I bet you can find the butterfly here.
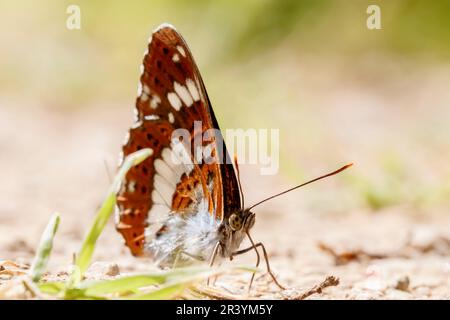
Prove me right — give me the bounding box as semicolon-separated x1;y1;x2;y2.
115;23;352;290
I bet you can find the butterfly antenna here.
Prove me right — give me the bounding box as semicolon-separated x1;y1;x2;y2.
247;163;353;210
234;154;245;208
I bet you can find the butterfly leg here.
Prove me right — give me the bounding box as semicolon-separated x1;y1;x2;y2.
206;242;221;286
231;243;260;292
232;236;285;291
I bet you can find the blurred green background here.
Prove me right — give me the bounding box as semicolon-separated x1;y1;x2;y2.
1;0;449;215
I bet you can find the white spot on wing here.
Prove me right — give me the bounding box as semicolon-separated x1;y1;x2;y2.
162;148;190;178
151;189;165;205
152;147;194;211
154;23;177;33
177;45;186;57
167;92;182;111
154;159;177;187
147;203;170;225
203;143;215;161
168;112;175;124
154;174;174;205
171;139;187;162
139;85;150;102
137;83;143;96
145;200;171;241
172;53;180;62
123;132;130;145
174;82;193;107
186;78;200;102
170;140;194;172
127;180;136;193
131;120;143;129
150;95;161;109
144;115;159;121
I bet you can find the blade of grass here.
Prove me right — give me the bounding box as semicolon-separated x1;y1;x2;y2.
121;266;250;300
69;149;152;285
80;265;260;299
125;283;187;300
29;213;60;282
63;288;107;300
80;274;165;296
79;266;217;296
38;282;66;295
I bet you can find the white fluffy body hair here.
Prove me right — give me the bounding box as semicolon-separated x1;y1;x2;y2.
147;198;221;266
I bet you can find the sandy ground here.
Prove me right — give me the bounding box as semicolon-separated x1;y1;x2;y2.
1;69;450;299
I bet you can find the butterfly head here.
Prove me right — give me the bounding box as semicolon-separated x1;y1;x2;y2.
228;209;255;233
218;209;255;257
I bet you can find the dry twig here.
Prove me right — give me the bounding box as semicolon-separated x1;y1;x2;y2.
289;276;340;300
318;242;388;265
188;285;250;300
0;260;29;278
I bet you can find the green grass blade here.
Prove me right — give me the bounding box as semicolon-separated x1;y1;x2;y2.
79;266;215;296
37;282;65;295
63;288;107;300
126;283;187;300
70;149;152;285
89;265;259;299
81;274;165;296
121;267;235;300
29;213;60;282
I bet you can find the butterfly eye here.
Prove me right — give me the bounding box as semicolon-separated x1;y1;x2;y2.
228;213;242;231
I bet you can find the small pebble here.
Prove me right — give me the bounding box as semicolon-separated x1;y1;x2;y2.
87;262;120;277
394;276;410;292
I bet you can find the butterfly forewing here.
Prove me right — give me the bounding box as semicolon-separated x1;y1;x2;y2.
116;24;241;256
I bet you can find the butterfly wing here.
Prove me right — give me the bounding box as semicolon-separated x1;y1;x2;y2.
115;24;241;256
